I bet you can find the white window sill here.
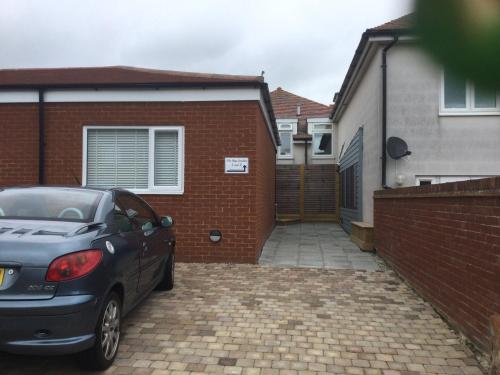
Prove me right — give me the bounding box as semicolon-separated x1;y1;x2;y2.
439;110;500;117
129;188;184;195
312;154;335;159
278;155;293;160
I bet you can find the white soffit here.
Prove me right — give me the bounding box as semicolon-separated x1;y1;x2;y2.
0;87;261;103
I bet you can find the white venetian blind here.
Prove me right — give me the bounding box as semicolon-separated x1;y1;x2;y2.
154;131;179;186
87;129;149;189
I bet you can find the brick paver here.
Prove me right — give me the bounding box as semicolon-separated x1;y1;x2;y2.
0;264;486;374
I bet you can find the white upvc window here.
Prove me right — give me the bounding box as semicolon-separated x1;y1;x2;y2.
415;176;488;186
83;126;184;194
278;123;294;159
416;177;438;186
309;122;334;158
440;69;500;115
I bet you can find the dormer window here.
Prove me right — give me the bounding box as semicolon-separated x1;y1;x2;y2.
310;123;333;157
277;123;294;159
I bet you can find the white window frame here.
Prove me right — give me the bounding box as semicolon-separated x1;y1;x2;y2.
308;119;334;159
277;120;297;159
415;176;489;185
82;125;185;195
439;70;500;116
415;177;438;186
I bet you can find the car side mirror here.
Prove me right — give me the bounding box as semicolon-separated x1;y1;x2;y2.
160;215;174;228
141;221;154;232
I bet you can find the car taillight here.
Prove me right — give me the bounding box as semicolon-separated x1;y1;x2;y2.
46;249;103;282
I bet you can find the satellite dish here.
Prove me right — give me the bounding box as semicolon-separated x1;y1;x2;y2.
387;137;411;159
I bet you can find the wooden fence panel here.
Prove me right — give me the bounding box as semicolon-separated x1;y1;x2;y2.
276;164;338;222
276;165;300;215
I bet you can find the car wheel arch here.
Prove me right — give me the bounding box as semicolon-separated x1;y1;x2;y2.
108;283;124;309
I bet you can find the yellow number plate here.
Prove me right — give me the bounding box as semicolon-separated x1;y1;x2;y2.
0;268;4;286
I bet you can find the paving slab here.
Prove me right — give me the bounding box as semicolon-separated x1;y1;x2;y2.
260;223;380;270
0;263;486;374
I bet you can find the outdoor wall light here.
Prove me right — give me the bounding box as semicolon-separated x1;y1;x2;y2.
396;173;406;186
209;230;222;243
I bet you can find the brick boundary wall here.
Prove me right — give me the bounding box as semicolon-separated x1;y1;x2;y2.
374;177;500;353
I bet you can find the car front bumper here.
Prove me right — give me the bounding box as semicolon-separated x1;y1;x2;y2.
0;294;100;355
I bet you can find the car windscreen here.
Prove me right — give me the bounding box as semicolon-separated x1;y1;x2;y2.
0;188;102;222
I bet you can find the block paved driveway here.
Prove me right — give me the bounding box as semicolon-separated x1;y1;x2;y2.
260;223;379;270
0;263;485;375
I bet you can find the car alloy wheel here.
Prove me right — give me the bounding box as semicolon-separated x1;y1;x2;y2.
101;299;120;360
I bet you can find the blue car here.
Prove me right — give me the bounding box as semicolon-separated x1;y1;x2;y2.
0;186;175;370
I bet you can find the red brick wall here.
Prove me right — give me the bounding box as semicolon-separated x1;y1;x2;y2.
374;177;500;352
0;101;276;263
0;104;39;185
255;107;276;258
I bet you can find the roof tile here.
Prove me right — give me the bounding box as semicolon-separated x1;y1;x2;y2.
369;13;414;32
270;87;332;137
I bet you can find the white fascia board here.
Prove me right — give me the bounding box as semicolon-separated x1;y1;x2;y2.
276;118;298;123
0;87;261;103
307;117;332;123
368;35;417;43
259;91;279;149
44;87;261;102
0;90;38;103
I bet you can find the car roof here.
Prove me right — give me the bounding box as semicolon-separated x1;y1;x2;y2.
0;186;122;194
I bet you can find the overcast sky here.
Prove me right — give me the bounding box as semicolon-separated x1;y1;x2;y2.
0;0;413;104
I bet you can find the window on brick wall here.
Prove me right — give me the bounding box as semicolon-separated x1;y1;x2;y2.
84;126;184;194
341;164;357;209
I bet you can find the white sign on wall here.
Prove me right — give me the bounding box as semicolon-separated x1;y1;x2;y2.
225;157;249;174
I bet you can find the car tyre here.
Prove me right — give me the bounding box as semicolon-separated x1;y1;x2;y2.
156;251;175;291
77;292;121;371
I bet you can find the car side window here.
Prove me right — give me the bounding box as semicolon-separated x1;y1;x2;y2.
116;194;159;232
113;202;134;233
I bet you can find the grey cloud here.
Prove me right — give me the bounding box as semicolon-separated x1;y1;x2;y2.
0;0;413;103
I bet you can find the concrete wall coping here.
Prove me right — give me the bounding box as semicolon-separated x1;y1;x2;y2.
374;177;500;199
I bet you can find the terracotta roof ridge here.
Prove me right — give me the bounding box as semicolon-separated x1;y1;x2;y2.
271;87;330;109
368;13;415;32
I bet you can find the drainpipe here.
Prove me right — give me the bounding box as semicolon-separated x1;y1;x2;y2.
38;89;45;185
304;140;308;166
381;36;398;188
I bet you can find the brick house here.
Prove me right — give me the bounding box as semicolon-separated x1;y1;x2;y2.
270;88;337;223
0;66;279;263
271;87;333;165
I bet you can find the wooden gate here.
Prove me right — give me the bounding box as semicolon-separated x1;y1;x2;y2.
276;164;339;223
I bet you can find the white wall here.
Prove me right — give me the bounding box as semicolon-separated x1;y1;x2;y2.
386;43;500;187
336;47;383;224
337;41;500;225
